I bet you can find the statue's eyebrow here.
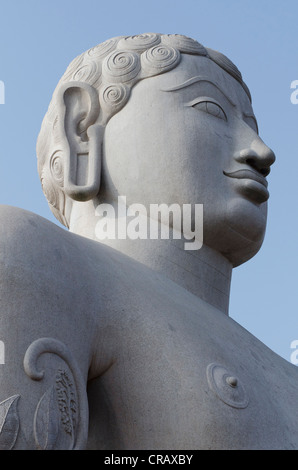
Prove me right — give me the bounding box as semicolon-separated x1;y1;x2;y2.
161;76;236;107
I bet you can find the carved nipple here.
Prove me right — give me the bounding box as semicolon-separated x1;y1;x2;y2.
226;376;238;388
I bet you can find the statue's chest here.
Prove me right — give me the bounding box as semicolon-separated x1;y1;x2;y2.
116;305;298;449
90;295;298;449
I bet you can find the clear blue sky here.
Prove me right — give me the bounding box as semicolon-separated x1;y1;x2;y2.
0;0;297;363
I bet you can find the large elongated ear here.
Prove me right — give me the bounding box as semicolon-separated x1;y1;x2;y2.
56;81;103;201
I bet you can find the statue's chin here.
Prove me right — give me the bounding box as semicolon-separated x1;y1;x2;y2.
203;198;267;267
220;231;264;268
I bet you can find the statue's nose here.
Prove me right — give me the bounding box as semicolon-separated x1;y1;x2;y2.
233;138;276;177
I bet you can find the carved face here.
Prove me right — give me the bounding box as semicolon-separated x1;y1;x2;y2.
102;54;275;266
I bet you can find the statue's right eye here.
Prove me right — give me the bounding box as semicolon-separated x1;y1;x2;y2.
192;100;227;121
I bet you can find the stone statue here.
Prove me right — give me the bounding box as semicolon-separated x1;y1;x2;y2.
0;33;297;450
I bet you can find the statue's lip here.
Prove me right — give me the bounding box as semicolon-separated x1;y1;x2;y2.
223;169;268;188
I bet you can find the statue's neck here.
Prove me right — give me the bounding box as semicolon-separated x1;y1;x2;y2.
69;199;232;315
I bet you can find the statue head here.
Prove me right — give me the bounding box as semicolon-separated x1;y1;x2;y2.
37;33;275;267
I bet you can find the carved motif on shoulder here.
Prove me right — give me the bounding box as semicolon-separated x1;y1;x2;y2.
0;337;88;450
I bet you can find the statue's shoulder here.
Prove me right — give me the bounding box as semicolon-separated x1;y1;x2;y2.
0;204;115;292
0;205;95;283
0;204;63;230
0;204;69;261
0;204;105;319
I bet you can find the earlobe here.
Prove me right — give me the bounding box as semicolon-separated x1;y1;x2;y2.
57;81;103;202
64;122;104;202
